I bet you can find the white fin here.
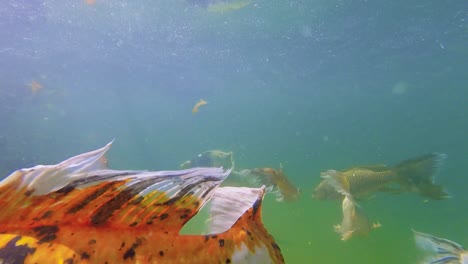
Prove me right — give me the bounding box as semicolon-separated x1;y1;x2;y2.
0;141;115;195
430;153;448;182
208;186;265;234
321;170;354;201
413;230;465;264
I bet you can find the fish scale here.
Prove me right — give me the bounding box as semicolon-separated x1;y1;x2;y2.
346;169;397;196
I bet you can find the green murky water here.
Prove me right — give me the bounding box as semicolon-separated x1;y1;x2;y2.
1;0;466;263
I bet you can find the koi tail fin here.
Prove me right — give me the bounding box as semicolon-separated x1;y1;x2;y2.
413;230;466;263
207;186;284;263
394;153;449;199
321;170;353;200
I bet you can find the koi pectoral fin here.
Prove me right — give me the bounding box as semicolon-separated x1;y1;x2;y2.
206;186;284;263
208;186;265;234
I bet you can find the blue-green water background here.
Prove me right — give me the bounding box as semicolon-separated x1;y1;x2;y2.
0;0;467;263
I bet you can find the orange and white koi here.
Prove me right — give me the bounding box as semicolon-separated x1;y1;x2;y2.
27;80;43;93
0;142;284;263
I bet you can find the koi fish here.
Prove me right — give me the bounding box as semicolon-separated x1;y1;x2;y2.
27;80;43;93
333;196;380;241
413;230;467;264
207;0;251;13
0;142;284;263
236;166;300;202
314;153;449;201
192;99;207;113
180;150;234;170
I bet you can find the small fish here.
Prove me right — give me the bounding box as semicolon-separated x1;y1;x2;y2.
207;0;251;13
237;166;300;202
180;150;234;170
413;230;467;264
192;99;207;113
314;153;449;201
27;80;43;93
0;142;284;263
439;42;446;49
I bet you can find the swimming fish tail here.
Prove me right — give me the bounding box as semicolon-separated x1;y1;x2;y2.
207;186;284;263
394;153;449;199
413;230;467;264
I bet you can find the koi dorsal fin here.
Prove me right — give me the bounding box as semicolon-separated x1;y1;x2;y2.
208;186;266;234
351;164;389;171
0;141;113;196
0;143;231;234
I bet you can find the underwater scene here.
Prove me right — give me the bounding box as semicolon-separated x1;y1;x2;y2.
0;0;467;263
